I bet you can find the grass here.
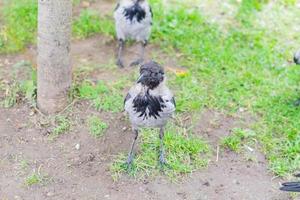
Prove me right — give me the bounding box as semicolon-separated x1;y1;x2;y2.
87;115;108;137
19;159;29;171
73;9;114;39
0;0;37;53
147;0;300;176
1;81;21;108
75;80;124;112
0;61;37;107
1;0;300;179
25;171;49;186
221;128;256;152
52;116;71;135
111;123;210;181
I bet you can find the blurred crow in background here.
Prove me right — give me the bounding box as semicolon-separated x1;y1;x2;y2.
114;0;153;68
124;61;175;166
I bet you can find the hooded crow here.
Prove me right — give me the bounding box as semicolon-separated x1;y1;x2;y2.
114;0;153;68
124;61;175;166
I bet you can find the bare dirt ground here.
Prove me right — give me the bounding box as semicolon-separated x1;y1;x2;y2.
0;1;294;199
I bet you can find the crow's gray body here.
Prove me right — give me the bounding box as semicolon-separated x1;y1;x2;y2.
125;81;175;129
114;0;152;42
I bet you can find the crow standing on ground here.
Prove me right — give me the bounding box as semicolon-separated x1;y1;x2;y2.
280;174;300;192
124;61;176;166
294;50;300;65
114;0;153;68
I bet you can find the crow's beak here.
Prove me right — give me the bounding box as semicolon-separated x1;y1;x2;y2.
137;74;145;83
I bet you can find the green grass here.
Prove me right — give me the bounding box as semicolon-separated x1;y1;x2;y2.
20;160;29;170
73;9;114;39
0;0;37;53
0;81;21;108
145;0;300;176
25;171;48;186
0;61;36;107
52;116;71;135
93;92;123;113
111;124;210;180
75;80;124;112
221;128;256;152
87;115;108;137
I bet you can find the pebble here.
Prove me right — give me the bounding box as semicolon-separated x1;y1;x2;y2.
14;196;23;200
75;143;81;150
46;192;54;197
29;111;35;116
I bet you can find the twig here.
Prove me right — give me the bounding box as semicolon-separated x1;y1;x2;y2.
33;106;46;117
57;99;77;115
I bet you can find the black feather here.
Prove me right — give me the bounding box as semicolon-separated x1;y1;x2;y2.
124;93;131;105
280;182;300;192
150;6;153;18
114;3;120;11
280;174;300;192
171;97;176;108
123;3;146;22
149;6;153;25
133;91;166;119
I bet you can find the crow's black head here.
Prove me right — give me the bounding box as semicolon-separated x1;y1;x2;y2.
137;61;164;89
294;50;300;65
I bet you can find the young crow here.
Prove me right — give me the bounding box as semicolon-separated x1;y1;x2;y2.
280;174;300;192
294;50;300;65
114;0;153;68
124;61;175;166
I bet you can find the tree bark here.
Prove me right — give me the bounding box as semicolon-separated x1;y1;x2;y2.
37;0;72;114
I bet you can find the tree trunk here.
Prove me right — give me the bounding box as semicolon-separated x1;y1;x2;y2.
37;0;72;114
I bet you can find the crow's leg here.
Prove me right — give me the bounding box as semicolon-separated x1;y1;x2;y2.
159;127;167;165
116;39;125;68
130;40;147;67
126;128;139;166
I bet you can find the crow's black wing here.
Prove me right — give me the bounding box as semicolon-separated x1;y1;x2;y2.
124;93;132;105
150;6;153;18
149;6;153;25
171;97;176;108
114;3;120;11
280;182;300;192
